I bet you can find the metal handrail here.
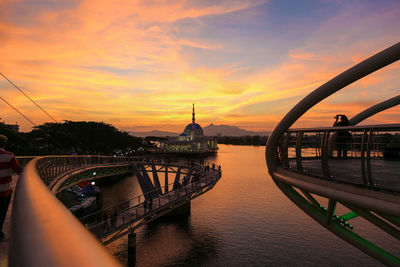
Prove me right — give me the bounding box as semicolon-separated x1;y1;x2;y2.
265;42;400;266
279;126;400;192
286;123;400;133
266;42;400;173
349;95;400;125
29;155;210;190
79;164;220;222
80;168;222;244
10;154;221;266
10;157;122;267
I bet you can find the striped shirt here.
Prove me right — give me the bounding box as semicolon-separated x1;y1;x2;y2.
0;148;22;197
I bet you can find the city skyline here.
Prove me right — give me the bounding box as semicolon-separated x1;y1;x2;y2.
0;0;399;132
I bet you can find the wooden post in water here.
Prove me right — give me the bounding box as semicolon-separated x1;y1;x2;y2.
128;231;136;266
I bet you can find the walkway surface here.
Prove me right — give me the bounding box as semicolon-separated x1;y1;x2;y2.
289;158;400;192
0;175;18;267
86;178;214;243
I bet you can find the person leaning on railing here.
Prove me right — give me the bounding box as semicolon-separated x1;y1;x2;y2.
0;134;22;241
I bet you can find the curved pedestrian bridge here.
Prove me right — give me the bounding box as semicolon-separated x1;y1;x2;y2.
281;124;400;193
266;42;400;266
77;159;221;245
9;155;221;266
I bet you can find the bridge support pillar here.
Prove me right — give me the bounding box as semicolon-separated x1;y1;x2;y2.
164;201;191;218
128;231;136;266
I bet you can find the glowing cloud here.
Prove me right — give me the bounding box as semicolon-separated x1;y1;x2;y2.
0;0;399;132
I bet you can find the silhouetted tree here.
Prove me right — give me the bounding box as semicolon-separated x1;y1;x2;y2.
1;121;143;155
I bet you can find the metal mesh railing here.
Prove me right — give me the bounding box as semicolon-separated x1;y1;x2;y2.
278;124;400;192
28;155;213;186
79;166;221;241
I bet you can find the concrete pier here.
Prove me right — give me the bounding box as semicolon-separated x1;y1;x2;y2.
163;201;191;218
127;232;136;267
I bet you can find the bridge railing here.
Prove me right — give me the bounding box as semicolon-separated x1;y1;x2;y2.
35;155;137;186
278;124;400;192
10;156;123;267
79;166;222;241
10;154;220;266
27;155;209;190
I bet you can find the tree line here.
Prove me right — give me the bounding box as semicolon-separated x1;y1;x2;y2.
0;121;143;156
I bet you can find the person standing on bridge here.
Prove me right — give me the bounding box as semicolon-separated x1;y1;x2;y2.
0;135;22;241
333;115;352;159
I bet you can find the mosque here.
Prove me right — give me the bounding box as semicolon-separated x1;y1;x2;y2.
158;104;218;154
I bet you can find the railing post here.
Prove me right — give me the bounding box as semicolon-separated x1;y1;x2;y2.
325;199;337;224
295;131;304;172
361;130;369;185
283;132;290;168
321;130;331;180
366;129;374;186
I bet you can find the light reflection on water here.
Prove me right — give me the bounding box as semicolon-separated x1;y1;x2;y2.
101;145;392;266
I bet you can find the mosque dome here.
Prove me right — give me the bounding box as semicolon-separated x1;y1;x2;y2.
183;123;204;137
179;103;204;139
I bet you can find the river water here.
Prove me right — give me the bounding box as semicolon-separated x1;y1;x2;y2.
101;145;399;266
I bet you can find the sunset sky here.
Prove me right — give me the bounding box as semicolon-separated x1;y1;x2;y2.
0;0;399;133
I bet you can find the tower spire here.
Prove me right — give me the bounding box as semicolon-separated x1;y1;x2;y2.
192;103;195;129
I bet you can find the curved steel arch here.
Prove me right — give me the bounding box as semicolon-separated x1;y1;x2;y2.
10;155;221;266
327;95;400;153
266;42;400;266
10;158;122;267
266;42;400;172
349;94;400;125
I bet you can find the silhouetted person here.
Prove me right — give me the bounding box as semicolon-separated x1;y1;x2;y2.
0;135;22;241
143;199;148;211
182;175;188;186
333;115;351;159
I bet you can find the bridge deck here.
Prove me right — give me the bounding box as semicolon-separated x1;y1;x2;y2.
87;179;211;241
288;158;400;192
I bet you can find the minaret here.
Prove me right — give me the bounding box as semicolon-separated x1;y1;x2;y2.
192;103;196;129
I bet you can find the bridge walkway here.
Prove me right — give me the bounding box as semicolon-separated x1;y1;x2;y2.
79;168;220;244
82;172;219;244
6;155;222;266
287;158;400;192
266;42;400;266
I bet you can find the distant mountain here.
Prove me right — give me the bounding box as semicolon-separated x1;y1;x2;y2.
129;124;269;137
129;130;178;137
203;123;269;136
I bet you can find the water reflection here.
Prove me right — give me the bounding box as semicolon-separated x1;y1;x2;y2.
107;215;219;267
139;216;219;266
102;145;396;266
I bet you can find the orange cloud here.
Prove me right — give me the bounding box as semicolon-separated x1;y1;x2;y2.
0;0;399;133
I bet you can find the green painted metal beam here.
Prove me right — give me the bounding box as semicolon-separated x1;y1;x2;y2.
340;211;359;221
273;178;400;266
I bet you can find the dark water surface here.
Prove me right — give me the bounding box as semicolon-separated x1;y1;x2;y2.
102;145;398;266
